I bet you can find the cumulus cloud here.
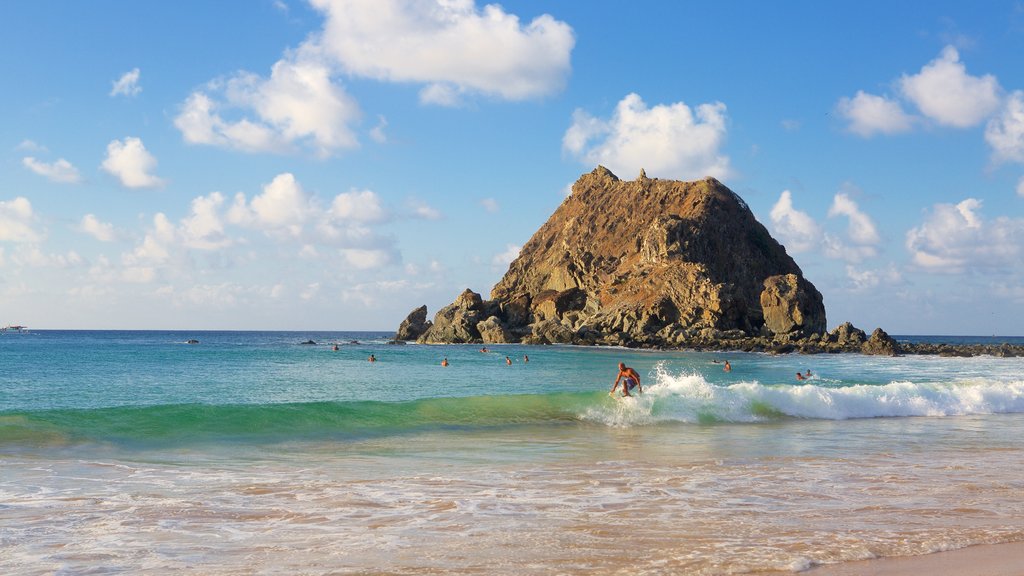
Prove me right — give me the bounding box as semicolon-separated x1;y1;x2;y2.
311;0;574;105
844;264;903;292
229;173;314;237
101;137;164;188
1018;176;1024;198
175;51;360;156
899;45;1002;128
331;189;388;223
985;90;1024;165
906;198;1024;272
835;91;915;137
828;192;880;246
110;68;142;97
180;193;233;250
79;214;117;242
22;156;82;183
822;191;881;262
564;93;731;180
769;191;822;254
0;197;43;243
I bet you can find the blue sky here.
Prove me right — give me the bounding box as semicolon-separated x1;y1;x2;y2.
2;1;1023;334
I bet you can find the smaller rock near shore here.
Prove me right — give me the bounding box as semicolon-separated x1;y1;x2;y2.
396;305;432;341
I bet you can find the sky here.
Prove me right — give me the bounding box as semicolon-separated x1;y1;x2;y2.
2;1;1024;335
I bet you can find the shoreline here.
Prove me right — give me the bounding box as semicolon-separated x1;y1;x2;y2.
797;541;1024;575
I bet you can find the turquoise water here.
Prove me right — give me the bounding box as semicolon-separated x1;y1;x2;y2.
3;331;1024;574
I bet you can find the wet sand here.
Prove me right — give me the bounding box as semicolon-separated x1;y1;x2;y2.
804;542;1024;575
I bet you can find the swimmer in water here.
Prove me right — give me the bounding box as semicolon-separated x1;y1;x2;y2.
441;357;449;367
724;360;731;373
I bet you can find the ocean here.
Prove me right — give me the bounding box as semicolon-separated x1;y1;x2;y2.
2;330;1024;575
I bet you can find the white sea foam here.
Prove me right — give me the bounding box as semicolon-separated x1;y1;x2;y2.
581;363;1024;426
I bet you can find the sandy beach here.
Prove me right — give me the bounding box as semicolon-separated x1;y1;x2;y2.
802;542;1024;575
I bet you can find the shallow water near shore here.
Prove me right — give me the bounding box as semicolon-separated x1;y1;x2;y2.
3;330;1024;574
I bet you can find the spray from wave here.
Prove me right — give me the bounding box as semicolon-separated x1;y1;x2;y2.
579;362;1024;426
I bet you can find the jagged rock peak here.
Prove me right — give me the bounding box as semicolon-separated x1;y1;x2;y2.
401;168;827;347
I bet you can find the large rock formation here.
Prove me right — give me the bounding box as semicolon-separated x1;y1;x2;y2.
405;167;827;347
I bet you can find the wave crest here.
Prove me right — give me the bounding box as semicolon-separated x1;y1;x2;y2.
579;363;1024;426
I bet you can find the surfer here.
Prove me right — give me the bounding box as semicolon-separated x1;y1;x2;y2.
796;372;806;381
611;362;642;397
805;369;812;378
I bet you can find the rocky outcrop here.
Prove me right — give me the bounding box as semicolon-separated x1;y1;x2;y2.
406;167;827;347
861;328;900;356
761;274;826;338
395;305;431;341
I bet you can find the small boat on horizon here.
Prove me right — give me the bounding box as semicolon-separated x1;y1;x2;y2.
1;325;29;333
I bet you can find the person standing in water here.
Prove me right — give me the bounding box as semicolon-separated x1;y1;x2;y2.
505;356;512;365
724;360;732;372
611;362;642;397
441;357;449;367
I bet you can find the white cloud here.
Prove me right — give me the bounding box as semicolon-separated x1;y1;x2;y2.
828;191;880;246
563;93;731;180
22;156;82;184
906;198;1024;272
1018;176;1024;198
408;199;442;220
8;245;83;269
480;198;499;213
331;189;388;223
768;190;822;254
16;140;47;153
899;45;1002;128
229;173;314;237
175;51;360;157
844;264;903;292
369;115;388;144
985;91;1024;165
180;192;232;250
0;197;42;243
341;248;394;269
79;214;117;242
311;0;574;104
300;282;321;301
492;244;521;267
836;91;915;137
101;137;165;188
110;68;142;97
124;213;176;266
